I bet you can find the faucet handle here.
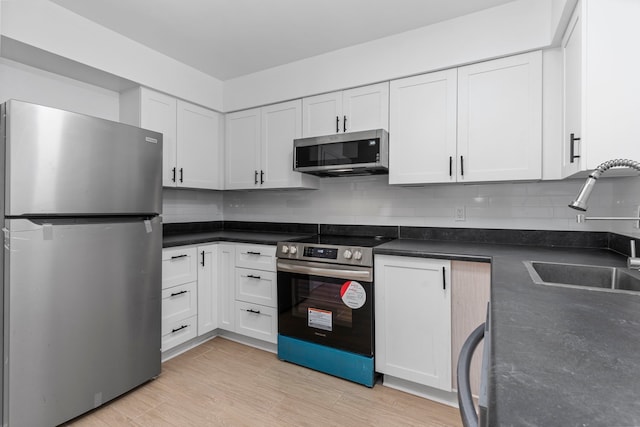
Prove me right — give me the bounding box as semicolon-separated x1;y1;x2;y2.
631;240;637;258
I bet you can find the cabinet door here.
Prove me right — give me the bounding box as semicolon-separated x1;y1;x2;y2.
261;100;304;189
139;89;177;187
235;268;277;307
457;51;542;182
375;256;452;391
234;301;277;344
218;244;236;332
450;261;491;396
342;82;389;133
162;247;198;289
562;5;583;177
176;101;223;190
235;244;276;271
302;91;343;137
225;108;261;189
389;70;457;184
197;244;218;335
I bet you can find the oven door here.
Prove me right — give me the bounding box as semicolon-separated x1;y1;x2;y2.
277;259;374;356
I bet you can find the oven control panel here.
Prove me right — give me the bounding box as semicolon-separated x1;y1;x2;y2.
276;242;373;267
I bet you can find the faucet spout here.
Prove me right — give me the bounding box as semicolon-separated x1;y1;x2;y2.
569;159;640;211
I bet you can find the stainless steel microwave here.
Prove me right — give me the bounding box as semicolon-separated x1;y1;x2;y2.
293;129;389;177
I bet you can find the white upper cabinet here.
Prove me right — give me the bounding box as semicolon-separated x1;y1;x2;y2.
561;0;640;177
302;82;389;137
389;52;542;184
389;69;458;184
177;101;223;190
302;91;343;137
138;90;177;188
225;100;318;190
342;83;390;133
225;108;261;189
457;51;542;182
120;87;223;190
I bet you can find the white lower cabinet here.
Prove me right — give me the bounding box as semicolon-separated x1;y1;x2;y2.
375;255;452;391
231;244;278;344
161;247;198;352
162;242;277;351
162;316;198;352
234;301;278;344
197;244;218;335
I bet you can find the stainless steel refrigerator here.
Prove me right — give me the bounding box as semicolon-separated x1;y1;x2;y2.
0;100;163;426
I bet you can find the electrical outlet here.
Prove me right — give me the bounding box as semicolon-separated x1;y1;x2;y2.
455;206;466;221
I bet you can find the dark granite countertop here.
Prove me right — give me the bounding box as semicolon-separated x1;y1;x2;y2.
375;239;640;427
163;230;313;248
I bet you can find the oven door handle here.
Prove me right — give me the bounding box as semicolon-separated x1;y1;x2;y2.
277;260;372;282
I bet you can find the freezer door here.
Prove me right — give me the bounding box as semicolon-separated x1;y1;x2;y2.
3;217;162;427
4;100;162;216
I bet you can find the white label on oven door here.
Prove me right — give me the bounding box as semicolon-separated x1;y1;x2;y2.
308;308;332;331
340;281;366;309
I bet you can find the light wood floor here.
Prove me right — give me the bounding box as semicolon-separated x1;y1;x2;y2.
66;337;463;426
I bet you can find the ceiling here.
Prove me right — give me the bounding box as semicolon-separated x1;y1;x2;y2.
50;0;517;81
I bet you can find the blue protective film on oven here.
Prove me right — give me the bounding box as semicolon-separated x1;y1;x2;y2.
277;334;375;387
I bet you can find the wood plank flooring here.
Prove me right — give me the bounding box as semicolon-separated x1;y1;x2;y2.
66;337;463;426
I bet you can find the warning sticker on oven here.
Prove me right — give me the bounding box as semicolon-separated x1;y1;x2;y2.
308;308;332;331
340;281;366;309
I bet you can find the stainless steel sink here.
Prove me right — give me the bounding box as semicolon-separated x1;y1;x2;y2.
523;261;640;294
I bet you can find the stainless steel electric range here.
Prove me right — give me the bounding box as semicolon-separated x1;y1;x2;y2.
276;235;393;387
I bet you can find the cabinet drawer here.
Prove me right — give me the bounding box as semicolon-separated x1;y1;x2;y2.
235;302;277;344
162;315;197;352
162;282;197;324
235;244;276;271
235;268;277;307
162;247;197;289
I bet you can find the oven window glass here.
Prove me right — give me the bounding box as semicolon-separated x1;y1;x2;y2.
278;269;373;356
296;139;379;167
292;278;353;329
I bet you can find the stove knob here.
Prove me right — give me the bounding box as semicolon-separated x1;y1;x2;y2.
353;250;363;261
281;245;289;254
290;245;298;255
343;249;353;259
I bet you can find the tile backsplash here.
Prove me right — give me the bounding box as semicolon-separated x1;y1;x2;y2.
162;188;224;223
164;175;640;238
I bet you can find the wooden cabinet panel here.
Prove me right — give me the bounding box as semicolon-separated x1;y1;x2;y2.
450;261;491;396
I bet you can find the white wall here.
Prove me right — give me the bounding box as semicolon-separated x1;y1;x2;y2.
224;0;560;111
0;57;119;120
222;175;630;233
163;189;224;224
1;0;224;111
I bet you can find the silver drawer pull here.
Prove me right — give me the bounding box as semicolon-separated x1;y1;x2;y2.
170;290;187;297
247;251;261;255
246;274;261;280
246;308;261;314
170;254;187;260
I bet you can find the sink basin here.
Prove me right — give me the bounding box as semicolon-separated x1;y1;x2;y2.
523;261;640;294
